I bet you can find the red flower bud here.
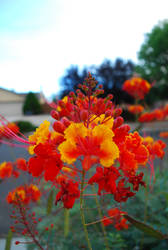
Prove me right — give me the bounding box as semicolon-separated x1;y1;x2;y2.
107;94;113;100
69;91;75;97
53;121;66;134
80;110;88;121
113;116;124;129
58;100;65;108
114;108;122;117
106;100;112;109
78;84;82;89
61;117;71;127
50;110;59;120
105;110;112;118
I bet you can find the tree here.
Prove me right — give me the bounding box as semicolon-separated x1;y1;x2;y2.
136;20;168;104
59;66;88;98
23;92;42;115
60;59;135;103
96;58;134;103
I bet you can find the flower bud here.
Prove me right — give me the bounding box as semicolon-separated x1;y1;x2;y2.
113;116;124;129
106;101;112;109
80;110;88;121
98;84;103;89
58;100;65;108
69;91;75;98
107;94;113;100
50;110;59;120
61;117;71;127
105;110;112;118
119;124;130;133
53;121;66;134
114;108;122;117
77;92;84;99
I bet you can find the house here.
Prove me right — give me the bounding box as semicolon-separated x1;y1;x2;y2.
0;88;26;116
0;88;47;117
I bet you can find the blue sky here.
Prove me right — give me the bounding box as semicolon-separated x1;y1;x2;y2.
0;0;168;98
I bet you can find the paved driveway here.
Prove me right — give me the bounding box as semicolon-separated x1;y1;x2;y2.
0;144;30;236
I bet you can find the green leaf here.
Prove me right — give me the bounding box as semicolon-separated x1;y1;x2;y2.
124;214;167;240
5;229;13;250
46;190;54;214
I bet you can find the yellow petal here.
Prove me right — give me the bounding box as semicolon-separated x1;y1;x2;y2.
92;124;114;144
100;140;119;167
64;122;87;145
58;140;79;164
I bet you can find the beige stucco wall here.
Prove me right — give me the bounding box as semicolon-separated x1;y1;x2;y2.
0;102;23;116
0;89;25;103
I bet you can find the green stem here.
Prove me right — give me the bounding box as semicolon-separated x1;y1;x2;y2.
140;181;149;250
80;170;92;250
64;208;69;238
92;185;110;250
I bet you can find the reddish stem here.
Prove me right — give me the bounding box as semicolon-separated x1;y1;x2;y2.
17;200;44;250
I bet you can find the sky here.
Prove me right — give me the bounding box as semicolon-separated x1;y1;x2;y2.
0;0;168;98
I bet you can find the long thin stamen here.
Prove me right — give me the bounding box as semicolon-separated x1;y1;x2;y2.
0;117;34;145
0;139;29;148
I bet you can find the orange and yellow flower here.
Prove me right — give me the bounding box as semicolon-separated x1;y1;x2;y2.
28;120;50;154
58;122;119;168
7;184;41;205
0;161;13;179
143;137;166;159
119;132;149;174
123;77;151;100
128;105;144;114
160;131;168;138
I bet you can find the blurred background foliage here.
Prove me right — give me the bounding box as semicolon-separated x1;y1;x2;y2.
15;120;37;133
59;58;135;105
136;20;168;105
59;21;168;107
23;92;43;115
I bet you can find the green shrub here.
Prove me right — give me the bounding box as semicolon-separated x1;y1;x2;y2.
23;92;43;115
15;120;37;133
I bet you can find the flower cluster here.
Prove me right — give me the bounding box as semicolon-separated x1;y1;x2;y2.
123;77;151;100
0;161;13;179
1;73;166;249
160;131;168;138
128;105;144;114
7;184;41;205
142;137;166;160
103;208;129;230
15;74;150;211
1;74;153;209
139;104;168;122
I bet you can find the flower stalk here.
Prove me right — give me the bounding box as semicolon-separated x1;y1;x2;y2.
80;169;92;250
92;185;110;250
64;208;69;238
